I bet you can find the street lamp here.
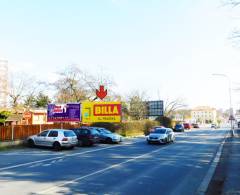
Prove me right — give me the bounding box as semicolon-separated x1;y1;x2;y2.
212;73;235;136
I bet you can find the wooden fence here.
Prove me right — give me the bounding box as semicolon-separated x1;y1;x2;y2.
0;124;81;141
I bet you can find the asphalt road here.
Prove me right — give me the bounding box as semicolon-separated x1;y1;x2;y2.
0;128;228;195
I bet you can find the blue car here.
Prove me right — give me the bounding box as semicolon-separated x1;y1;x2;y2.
93;127;123;144
174;124;184;132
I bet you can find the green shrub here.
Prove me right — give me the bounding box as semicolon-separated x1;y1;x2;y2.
90;122;120;132
91;120;159;137
155;116;172;128
143;120;160;135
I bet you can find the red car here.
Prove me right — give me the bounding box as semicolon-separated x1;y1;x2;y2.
183;123;191;129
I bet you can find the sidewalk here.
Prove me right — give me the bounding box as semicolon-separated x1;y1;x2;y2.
206;130;240;195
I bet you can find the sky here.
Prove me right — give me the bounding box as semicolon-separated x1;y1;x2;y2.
0;0;240;110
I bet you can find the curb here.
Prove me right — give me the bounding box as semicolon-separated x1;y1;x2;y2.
196;130;230;195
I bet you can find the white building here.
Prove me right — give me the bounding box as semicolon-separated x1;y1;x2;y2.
191;106;217;124
0;58;8;108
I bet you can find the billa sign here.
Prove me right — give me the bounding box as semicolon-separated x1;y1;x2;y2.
82;102;121;123
47;103;81;122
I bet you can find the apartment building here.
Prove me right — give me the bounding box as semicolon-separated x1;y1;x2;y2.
191;106;217;124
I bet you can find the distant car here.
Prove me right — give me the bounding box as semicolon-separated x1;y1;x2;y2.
211;124;217;129
192;123;199;128
183;123;191;130
27;129;78;151
94;127;123;143
146;128;175;144
174;124;184;132
70;127;100;146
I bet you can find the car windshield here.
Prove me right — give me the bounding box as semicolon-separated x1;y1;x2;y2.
101;129;112;134
152;128;166;134
64;131;76;137
176;124;182;127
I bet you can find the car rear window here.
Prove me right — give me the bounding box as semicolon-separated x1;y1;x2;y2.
64;131;76;137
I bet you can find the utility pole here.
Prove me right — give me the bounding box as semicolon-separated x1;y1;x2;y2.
212;73;235;137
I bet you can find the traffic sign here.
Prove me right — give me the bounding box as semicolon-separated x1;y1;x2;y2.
23;112;31;120
229;115;235;121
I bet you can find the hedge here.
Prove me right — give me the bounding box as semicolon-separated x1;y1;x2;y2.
91;120;159;137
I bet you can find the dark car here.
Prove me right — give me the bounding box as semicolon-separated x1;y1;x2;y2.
192;123;199;128
70;127;100;146
211;124;217;129
174;124;184;132
183;123;191;130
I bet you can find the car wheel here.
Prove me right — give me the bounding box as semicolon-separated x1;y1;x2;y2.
78;140;83;147
106;137;112;144
53;142;61;151
164;138;168;144
28;139;35;148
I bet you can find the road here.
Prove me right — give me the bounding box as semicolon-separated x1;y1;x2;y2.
0;129;228;195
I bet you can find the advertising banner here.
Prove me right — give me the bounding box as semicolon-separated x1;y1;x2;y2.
82;102;122;123
47;103;81;122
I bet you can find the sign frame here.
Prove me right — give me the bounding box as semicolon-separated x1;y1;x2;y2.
47;103;81;122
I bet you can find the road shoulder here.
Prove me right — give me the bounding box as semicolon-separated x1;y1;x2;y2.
206;130;240;195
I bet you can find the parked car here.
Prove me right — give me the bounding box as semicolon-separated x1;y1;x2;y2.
174;124;184;132
70;127;100;146
94;127;122;144
183;123;191;130
148;126;165;134
27;129;78;151
211;124;217;129
192;123;199;128
146;128;175;144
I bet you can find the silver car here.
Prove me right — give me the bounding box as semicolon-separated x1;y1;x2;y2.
27;129;78;150
94;127;123;143
146;128;175;144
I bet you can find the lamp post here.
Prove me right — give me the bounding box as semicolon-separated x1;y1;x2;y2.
212;73;234;136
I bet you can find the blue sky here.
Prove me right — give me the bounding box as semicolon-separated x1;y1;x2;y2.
0;0;240;110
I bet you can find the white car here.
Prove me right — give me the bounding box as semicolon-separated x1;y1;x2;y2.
146;128;175;144
27;129;78;150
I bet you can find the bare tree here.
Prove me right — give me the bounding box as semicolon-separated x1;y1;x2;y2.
223;0;240;44
225;0;240;7
8;73;38;111
164;98;187;117
53;65;115;103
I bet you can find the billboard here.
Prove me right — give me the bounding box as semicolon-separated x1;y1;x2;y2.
47;103;81;122
146;100;164;117
82;102;122;123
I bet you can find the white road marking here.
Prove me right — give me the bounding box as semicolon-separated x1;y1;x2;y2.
37;146;165;195
0;140;143;172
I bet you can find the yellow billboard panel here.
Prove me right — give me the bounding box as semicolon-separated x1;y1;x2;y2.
82;102;122;123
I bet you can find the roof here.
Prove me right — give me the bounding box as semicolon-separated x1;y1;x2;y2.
5;114;23;122
191;106;216;112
